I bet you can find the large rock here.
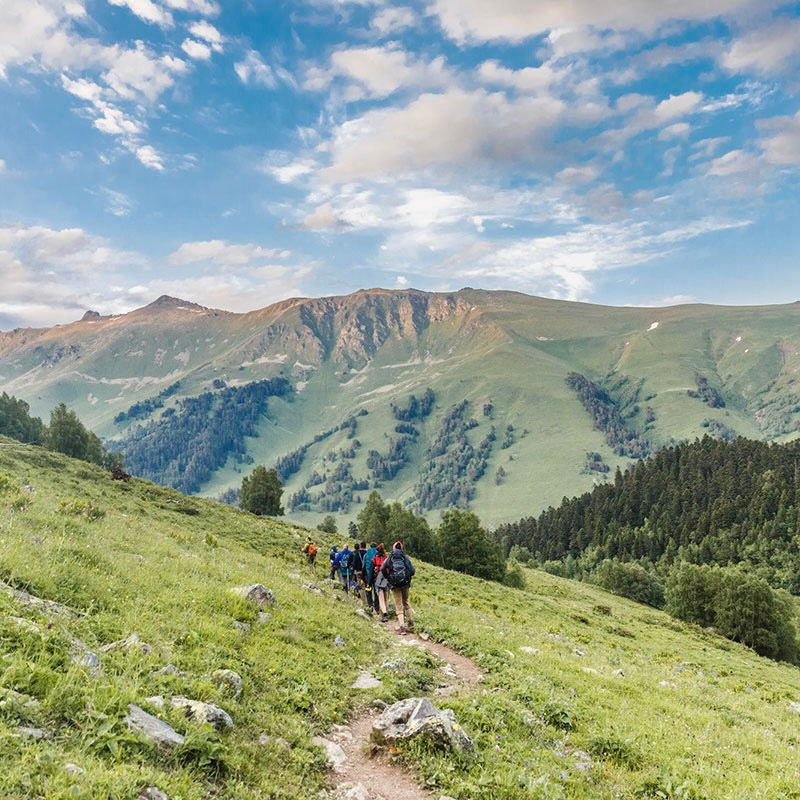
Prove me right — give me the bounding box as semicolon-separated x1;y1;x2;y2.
232;584;276;608
170;697;233;730
312;735;348;773
126;705;185;749
372;698;473;753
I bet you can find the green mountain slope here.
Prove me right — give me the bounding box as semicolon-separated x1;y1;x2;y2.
3;289;800;525
2;440;800;798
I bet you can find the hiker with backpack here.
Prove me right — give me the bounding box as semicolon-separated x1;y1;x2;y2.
329;545;339;581
372;543;390;622
333;543;352;594
363;541;378;615
351;541;365;601
382;541;415;634
301;537;317;572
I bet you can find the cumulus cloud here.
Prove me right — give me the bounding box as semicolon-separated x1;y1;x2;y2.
428;0;780;43
168;239;291;266
722;17;800;75
188;20;223;50
181;38;212;60
161;0;219;14
371;6;417;35
304;44;450;100
759;112;800;166
107;0;173;28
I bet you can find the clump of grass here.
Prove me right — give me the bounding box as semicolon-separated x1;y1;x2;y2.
587;734;644;769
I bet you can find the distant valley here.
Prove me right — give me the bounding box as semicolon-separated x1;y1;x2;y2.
3;288;800;526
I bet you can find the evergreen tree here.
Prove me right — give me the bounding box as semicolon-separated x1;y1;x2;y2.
357;490;389;541
240;466;284;516
317;514;338;534
0;392;45;444
385;501;439;563
47;403;101;464
437;509;506;582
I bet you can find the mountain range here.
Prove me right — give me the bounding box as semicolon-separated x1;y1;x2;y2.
2;288;800;526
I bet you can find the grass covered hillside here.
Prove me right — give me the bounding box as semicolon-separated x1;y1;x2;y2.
7;289;800;526
2;439;800;798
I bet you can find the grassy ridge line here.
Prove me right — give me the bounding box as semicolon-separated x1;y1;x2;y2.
1;438;800;798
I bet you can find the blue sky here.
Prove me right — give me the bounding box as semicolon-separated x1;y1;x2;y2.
1;0;800;328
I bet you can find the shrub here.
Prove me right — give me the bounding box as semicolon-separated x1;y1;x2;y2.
593;559;665;608
58;498;105;521
503;559;526;589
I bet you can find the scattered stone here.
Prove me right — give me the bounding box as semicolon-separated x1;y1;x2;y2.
312;736;348;773
8;615;41;634
17;726;51;740
0;580;79;618
288;572;301;580
338;784;369;800
171;697;233;731
72;650;100;674
100;633;152;655
329;724;353;743
30;536;45;545
22;485;35;494
789;701;800;714
355;608;371;619
333;635;346;647
126;704;185;748
419;632;430;641
659;681;677;689
612;669;625;677
380;659;407;672
213;669;243;698
573;750;592;774
156;664;178;676
372;699;388;711
572;648;586;658
582;667;599;675
350;672;382;690
1;689;40;710
138;788;169;800
304;583;325;595
372;698;473;753
64;763;85;775
146;695;166;709
234;621;251;634
232;584;276;608
547;634;569;644
520;646;540;655
257;612;272;625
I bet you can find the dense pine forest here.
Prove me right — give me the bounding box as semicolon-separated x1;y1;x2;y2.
496;435;800;593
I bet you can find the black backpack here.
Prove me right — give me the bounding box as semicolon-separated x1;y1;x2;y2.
388;552;409;587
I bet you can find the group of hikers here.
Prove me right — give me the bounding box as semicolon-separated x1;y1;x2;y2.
301;536;415;634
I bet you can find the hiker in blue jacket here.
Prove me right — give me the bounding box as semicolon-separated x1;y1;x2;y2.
382;541;415;634
363;541;378;614
328;545;339;581
333;544;352;593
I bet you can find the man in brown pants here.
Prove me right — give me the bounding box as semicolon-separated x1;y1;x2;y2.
381;540;416;634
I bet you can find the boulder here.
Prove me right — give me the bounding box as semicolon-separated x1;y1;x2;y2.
371;698;473;753
312;735;348;773
232;584;276;608
126;704;185;748
138;788;169;800
350;672;382;690
170;696;233;731
213;669;243;698
333;635;346;647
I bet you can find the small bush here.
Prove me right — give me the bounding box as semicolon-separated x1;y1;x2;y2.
540;698;576;731
588;735;644;769
593;559;664;608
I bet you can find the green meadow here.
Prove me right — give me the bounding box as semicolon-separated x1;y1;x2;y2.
1;437;800;799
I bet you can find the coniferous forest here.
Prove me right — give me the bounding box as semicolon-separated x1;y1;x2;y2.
496;435;800;594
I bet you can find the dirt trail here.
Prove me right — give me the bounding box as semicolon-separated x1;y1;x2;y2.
323;630;483;800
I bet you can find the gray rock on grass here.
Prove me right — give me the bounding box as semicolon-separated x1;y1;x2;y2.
232;584;276;608
312;736;348;773
100;633;152;655
138;788;169;800
333;635;346;647
171;697;233;730
17;726;51;740
372;697;473;753
126;704;185;748
213;669;243;698
350;672;382;690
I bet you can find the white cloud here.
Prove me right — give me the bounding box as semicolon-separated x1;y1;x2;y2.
134;144;164;170
188;20;223;50
477;60;555;94
706;148;761;176
161;0;219;14
722;17;800;75
100;187;134;217
107;0;173;28
759;111;800;166
371;6;417;35
181;38;212;60
320;88;569;183
0;159;6;173
428;0;780;43
659;122;691;140
305;44;450;100
168;240;291;266
235;50;276;87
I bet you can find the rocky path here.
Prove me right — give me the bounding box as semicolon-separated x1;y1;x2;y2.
320;630;483;800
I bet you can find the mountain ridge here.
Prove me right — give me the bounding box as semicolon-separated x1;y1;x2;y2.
3;287;800;525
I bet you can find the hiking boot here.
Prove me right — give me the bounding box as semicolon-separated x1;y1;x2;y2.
380;613;388;623
398;625;406;635
406;621;415;633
